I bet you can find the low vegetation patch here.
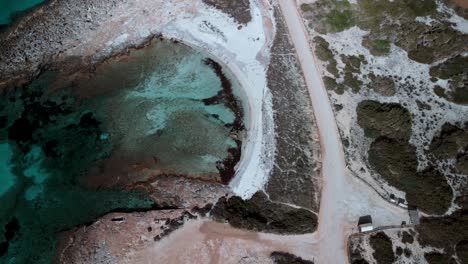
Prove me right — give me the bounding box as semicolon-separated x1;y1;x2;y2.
395;246;403;256
348;236;370;264
313;36;339;77
402;231;414;244
343;72;363;93
359;100;452;214
202;0;251;25
211;192;318;234
368;74;396;96
430;56;468;105
404;247;412;258
315;41;369;93
417;198;468;262
406;167;453;215
429;123;468;159
323;76;345;94
456;153;468;175
302;0;467;64
362;37;390;56
270;252;314;264
368;137;452;214
357;100;412;140
369;232;395;264
326;8;355;32
367;137;417;187
342;54;366;73
430;55;467;80
302;0;356;33
451;86;468;105
424;252;449;264
434;86;448;99
456;240;468;264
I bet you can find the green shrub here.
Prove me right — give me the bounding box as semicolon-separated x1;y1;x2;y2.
357;100;412;140
326;9;355;32
434;86;448;99
300;4;313;13
402;231;414;244
429;123;468;159
369;138;452;214
372;39;390;55
370;232;395;264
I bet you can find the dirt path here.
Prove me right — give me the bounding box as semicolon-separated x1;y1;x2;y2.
277;0;348;262
277;1;413;263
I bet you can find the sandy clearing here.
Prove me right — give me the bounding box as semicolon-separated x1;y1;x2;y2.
130;220;318;264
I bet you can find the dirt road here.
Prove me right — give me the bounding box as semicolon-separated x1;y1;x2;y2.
277;1;413;263
278;0;350;263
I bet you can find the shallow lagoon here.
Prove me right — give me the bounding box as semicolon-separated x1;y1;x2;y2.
0;0;45;25
0;39;244;263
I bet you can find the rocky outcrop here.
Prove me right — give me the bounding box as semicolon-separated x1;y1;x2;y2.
54;210;194;264
211;192;318;234
0;0;134;89
270;251;314;264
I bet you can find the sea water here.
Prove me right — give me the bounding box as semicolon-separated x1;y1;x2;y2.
0;143;15;196
0;0;45;25
0;39;243;263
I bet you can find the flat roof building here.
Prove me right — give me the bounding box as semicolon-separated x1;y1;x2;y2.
358;215;374;233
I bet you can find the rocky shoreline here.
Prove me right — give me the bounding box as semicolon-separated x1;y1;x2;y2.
0;0;116;88
0;0;323;262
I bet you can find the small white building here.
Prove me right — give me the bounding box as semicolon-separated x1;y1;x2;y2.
358;215;374;233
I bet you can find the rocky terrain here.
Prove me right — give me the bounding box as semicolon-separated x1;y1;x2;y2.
55;210;195;263
212;191;318;234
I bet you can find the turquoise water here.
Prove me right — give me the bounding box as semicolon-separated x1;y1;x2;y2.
0;143;15;196
0;0;45;25
71;40;243;184
0;39;243;263
0;72;156;263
